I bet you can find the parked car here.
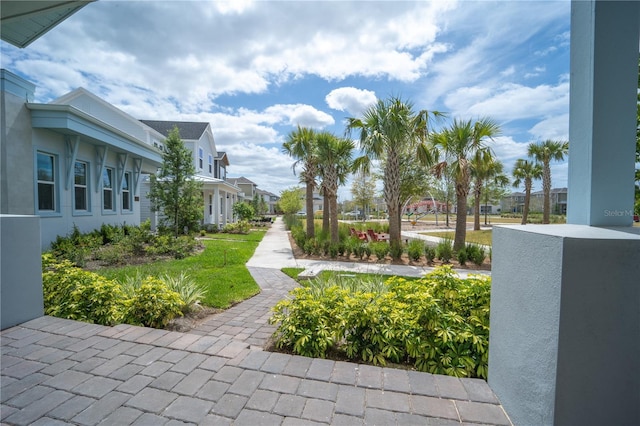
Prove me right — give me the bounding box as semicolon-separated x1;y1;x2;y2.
634;214;639;222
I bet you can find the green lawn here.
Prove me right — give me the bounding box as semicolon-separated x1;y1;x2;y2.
99;230;266;308
420;229;493;246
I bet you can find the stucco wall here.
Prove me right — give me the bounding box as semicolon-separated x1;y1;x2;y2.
489;225;640;426
0;215;43;329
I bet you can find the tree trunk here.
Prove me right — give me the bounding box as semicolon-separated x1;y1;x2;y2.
305;180;315;238
385;150;402;248
473;178;482;231
454;183;468;252
522;179;532;225
542;162;551;224
322;188;330;233
329;193;339;244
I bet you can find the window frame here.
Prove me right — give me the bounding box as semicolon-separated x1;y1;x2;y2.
121;171;133;213
198;147;204;169
73;160;91;215
102;167;116;214
208;154;213;174
35;151;60;216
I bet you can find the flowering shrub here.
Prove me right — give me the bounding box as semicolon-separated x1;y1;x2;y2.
270;265;491;379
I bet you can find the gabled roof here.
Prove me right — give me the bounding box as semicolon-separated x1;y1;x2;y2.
140;120;209;141
215;151;230;167
228;176;257;186
1;1;94;48
256;188;278;198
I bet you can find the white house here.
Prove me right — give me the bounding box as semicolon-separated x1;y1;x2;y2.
0;69;163;249
139;121;241;230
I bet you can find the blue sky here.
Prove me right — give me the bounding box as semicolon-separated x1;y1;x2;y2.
1;0;571;200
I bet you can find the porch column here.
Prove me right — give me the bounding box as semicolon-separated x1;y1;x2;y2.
213;187;220;228
488;2;640;425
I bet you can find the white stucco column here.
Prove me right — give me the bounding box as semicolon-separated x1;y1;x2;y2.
567;0;640;225
213;187;220;228
488;2;640;425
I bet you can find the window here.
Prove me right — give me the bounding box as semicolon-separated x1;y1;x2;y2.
102;168;115;211
209;193;213;215
208;154;213;174
74;161;89;211
37;152;56;211
122;172;132;211
199;147;204;169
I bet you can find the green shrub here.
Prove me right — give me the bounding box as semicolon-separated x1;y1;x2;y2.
328;243;340;259
389;241;404;260
95;241;133;265
270;265;491;378
370;242;390;262
466;243;486;266
42;254;125;325
424;246;436;264
436;238;453;263
222;220;251;234
124;277;183;328
457;247;468;266
407;240;425;261
146;235;198;259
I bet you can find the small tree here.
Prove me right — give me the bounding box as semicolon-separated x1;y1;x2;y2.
351;170;376;220
278;187;304;216
148;127;203;236
233;202;255;221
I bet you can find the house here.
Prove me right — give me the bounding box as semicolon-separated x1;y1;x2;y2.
256;188;279;214
139;121;240;230
0;69;163;249
227;176;258;202
501;187;567;215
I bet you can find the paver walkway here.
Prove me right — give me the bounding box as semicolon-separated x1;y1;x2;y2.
0;218;511;425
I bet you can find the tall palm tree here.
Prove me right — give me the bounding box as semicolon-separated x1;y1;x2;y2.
527;140;569;224
471;156;505;231
429;118;501;251
282;126;318;238
512;159;543;225
346;96;441;254
316;132;354;244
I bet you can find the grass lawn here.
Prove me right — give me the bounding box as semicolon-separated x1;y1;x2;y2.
420;229;493;246
99;230;266;308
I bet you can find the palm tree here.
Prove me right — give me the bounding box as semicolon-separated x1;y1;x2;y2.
346;96;441;254
282;126;318;238
471;156;506;231
512;159;543;225
316;132;354;244
429;118;501;251
527;140;569;224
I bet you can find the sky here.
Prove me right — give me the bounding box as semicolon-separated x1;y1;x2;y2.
1;0;572;201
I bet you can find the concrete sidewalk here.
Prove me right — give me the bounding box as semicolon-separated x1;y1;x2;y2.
0;217;509;425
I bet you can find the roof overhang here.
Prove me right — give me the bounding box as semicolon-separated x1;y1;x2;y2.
27;103;162;170
1;1;95;48
194;176;241;193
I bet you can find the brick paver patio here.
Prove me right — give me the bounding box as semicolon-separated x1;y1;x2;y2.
0;218;511;425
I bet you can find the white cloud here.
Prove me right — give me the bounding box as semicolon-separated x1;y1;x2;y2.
528;113;569;141
326;87;377;116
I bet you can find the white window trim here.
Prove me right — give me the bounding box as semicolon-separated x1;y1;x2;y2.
198;147;204;169
35;150;61;217
73;159;91;216
121;171;133;214
102;167;116;214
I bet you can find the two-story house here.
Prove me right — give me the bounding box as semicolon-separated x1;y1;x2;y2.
139;121;241;230
1;69;163;249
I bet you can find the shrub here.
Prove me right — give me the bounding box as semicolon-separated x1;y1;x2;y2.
95;241;133;265
370;242;390;262
42;254;125;325
407;240;425;261
124;276;183;328
328;243;340;259
436;238;453;263
270;266;491;378
389;242;404;260
457;247;468;266
146;235;198;259
424;246;436;264
222;220;251;234
466;243;486;266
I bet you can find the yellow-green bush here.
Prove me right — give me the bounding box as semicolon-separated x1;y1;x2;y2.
42;254;126;325
270;265;491;379
42;254;185;328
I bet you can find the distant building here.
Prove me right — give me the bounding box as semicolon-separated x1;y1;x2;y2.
501;187;567;215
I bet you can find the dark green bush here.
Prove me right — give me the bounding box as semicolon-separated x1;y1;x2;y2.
370;242;390;261
466;243;486;266
457;247;468;266
424;246;436;264
436;238;453;263
407;240;425;261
